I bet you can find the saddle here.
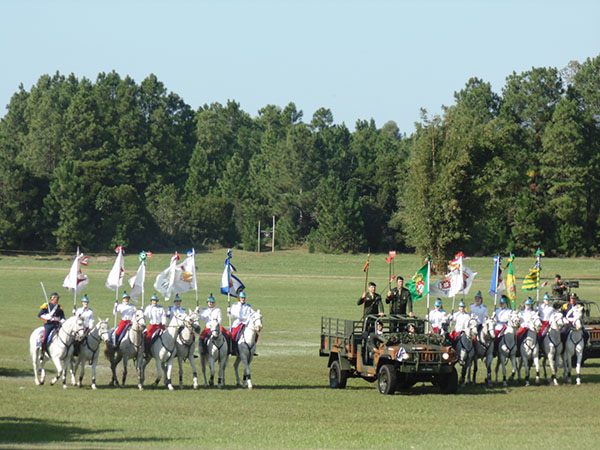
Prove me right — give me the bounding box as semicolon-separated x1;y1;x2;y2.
112;322;132;346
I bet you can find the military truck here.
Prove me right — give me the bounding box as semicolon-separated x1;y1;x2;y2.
320;314;459;395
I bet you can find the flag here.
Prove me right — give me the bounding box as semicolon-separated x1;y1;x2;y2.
522;249;544;291
389;251;396;259
489;254;506;298
363;257;370;272
153;252;179;300
220;249;245;297
105;246;125;291
506;254;517;309
405;261;429;301
62;250;89;294
153;251;197;300
128;251;151;303
430;253;477;297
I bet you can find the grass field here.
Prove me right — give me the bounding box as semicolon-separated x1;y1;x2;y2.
1;249;600;449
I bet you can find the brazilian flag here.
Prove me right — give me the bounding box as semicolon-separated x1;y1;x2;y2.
506;254;517;309
522;249;544;292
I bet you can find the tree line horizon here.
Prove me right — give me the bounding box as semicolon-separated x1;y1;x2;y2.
1;55;599;268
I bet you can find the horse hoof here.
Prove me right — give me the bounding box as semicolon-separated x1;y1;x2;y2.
525;381;530;387
91;384;97;390
62;384;68;390
218;385;223;390
503;381;507;387
138;385;144;391
576;378;581;385
168;385;174;391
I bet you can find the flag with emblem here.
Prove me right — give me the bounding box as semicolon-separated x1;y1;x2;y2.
128;251;152;303
405;258;430;301
62;249;89;294
489;254;506;298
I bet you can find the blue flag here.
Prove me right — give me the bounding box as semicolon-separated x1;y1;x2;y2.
220;250;245;297
489;254;505;297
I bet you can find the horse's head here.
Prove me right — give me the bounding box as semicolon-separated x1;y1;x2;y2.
509;311;521;328
530;313;542;332
571;306;584;330
72;315;86;341
466;316;479;339
185;310;202;333
551;313;568;330
249;310;263;333
96;318;111;343
133;309;146;329
483;316;496;338
207;319;221;338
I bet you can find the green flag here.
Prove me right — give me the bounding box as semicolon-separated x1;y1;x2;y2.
406;260;429;301
506;254;517;309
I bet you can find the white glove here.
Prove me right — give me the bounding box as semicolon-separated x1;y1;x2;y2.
72;309;76;315
60;318;66;324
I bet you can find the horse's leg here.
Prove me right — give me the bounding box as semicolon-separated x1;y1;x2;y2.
31;345;41;386
70;358;78;386
209;355;215;386
201;353;208;387
188;351;199;390
576;344;583;385
165;358;175;391
234;356;242;387
90;354;98;390
152;352;162;388
244;352;253;390
485;349;494;387
219;352;229;389
77;358;85;387
177;356;184;389
533;347;540;384
122;356;129;386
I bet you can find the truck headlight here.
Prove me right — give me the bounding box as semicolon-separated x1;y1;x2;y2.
442;352;449;360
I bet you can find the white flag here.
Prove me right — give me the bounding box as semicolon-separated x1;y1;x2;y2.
106;246;125;291
429;253;477;298
63;251;89;294
128;261;145;303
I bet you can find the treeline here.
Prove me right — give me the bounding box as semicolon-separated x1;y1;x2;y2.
0;55;599;264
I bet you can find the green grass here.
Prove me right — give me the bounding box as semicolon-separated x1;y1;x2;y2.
1;250;600;449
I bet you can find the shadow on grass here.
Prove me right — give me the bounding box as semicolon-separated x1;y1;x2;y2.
0;367;33;378
0;417;171;445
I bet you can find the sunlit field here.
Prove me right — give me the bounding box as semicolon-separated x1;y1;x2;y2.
1;250;599;449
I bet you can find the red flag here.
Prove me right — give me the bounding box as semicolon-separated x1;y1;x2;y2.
363;260;370;272
385;257;392;264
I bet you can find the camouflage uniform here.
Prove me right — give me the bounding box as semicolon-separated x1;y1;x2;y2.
386;287;413;315
357;293;384;317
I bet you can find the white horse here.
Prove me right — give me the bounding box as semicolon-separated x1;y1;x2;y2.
518;313;542;386
472;317;496;387
70;318;111;389
104;309;145;388
454;316;478;386
29;315;86;388
563;307;585;385
234;310;263;389
140;313;182;391
201;319;229;389
495;311;521;387
173;310;202;389
541;313;567;386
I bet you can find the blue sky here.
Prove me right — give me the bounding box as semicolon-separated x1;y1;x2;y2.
1;0;598;134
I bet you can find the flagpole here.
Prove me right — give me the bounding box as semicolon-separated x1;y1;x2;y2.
494;255;500;309
73;247;79;311
426;259;431;334
141;261;145;310
362;251;370;320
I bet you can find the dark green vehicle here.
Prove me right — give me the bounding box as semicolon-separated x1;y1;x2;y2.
320;315;459;395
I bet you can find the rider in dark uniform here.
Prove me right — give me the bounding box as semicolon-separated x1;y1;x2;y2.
358;282;384;319
38;292;65;356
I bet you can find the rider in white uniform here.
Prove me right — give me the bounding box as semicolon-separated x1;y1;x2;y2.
166;293;186;319
493;296;512;338
449;301;470;345
469;291;488;326
113;291;136;346
75;295;95;331
427;299;448;335
537;293;554;337
517;298;537;343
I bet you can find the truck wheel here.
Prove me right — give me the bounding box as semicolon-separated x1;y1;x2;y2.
377;364;397;395
439;367;458;394
329;361;348;389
